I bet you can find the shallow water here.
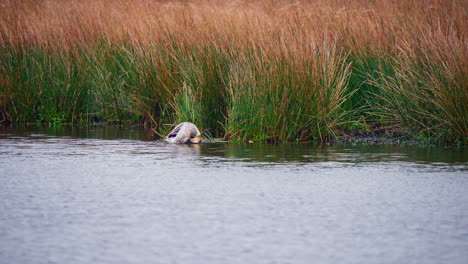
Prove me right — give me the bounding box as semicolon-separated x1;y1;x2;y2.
0;126;467;264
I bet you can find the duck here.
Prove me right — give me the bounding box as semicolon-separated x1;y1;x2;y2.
164;122;202;144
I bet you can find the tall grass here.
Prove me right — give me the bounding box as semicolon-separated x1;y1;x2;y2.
0;0;466;143
372;38;468;143
224;46;351;142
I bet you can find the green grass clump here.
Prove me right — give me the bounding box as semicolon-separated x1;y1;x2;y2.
372;44;468;144
0;47;92;124
224;47;351;142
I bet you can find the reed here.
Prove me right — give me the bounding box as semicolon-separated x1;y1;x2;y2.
0;0;466;143
224;46;351;142
371;35;468;143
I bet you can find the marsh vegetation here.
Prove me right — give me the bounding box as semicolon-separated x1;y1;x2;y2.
0;0;466;143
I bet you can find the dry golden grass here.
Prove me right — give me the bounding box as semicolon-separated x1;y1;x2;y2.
1;0;465;55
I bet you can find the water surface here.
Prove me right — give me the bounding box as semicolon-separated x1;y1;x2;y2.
1;126;467;264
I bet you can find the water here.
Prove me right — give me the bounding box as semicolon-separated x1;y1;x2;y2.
0;126;467;264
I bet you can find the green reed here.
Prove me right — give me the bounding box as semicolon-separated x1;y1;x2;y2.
1;42;466;143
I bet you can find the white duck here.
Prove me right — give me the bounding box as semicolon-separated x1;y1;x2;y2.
164;122;202;144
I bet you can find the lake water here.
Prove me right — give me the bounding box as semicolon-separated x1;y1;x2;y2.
1;126;467;264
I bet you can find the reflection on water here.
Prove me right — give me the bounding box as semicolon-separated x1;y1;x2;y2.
201;143;467;167
0;126;467;264
1;126;466;167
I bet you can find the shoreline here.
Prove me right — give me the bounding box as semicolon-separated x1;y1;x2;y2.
0;123;464;147
1;0;466;145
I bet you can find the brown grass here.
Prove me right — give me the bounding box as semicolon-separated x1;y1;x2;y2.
1;0;465;54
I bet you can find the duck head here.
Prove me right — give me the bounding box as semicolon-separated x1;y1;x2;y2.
188;135;202;144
